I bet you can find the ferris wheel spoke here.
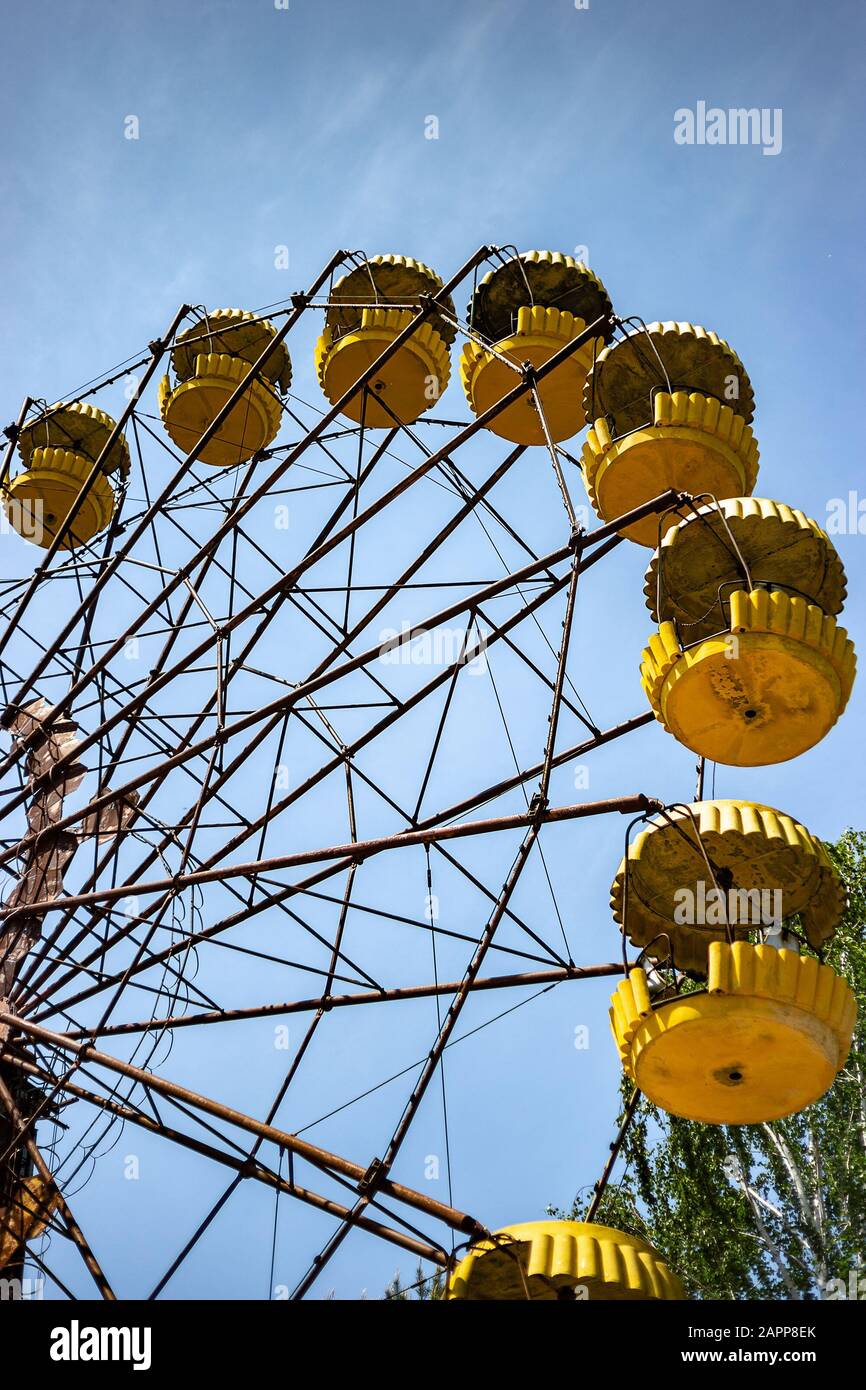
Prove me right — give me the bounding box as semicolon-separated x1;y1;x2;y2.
3;553;578;987
0;1011;489;1243
70;960;623;1044
2;1043;452;1287
0;530;572;852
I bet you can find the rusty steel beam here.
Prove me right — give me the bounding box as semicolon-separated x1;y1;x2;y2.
0;1047;452;1269
585;1086;642;1223
0;396;34;489
8;793;654;925
64;960;626;1040
417;710;655;830
0;1012;488;1241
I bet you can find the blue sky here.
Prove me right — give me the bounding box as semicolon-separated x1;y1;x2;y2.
2;0;865;1300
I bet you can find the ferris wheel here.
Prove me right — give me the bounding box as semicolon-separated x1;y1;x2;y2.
0;246;856;1301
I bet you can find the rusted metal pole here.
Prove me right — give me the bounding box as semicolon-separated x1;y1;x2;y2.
0;396;33;488
65;960;626;1040
7;793;653;925
0;1047;452;1269
418;711;655;830
585;1086;642;1222
0;1012;488;1241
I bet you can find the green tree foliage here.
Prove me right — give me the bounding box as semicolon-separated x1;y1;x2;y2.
554;830;866;1300
384;1262;445;1300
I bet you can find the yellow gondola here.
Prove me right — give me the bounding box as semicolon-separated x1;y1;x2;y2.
159;308;290;467
640;495;854;764
641;588;855;766
315;256;453;428
3;401;128;549
0;1176;59;1269
460;251;613;445
644;496;847;641
446;1220;684;1301
611;941;856;1125
581;324;757;545
610;799;845;975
